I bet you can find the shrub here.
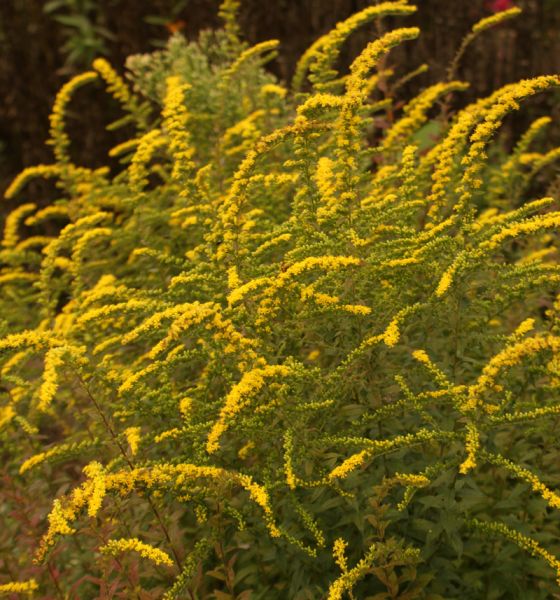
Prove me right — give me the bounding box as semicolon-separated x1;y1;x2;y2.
1;1;560;597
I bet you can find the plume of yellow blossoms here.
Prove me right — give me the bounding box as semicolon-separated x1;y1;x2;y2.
92;58;132;106
100;538;174;567
327;542;377;600
466;335;560;412
484;452;560;510
207;364;291;453
458;423;480;474
49;71;98;164
471;519;560;585
128;129;166;192
472;7;522;34
0;580;39;595
163;76;195;184
381;81;469;154
4;165;61;200
293;2;416;91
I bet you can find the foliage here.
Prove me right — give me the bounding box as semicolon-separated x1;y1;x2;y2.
44;0;115;68
2;1;560;597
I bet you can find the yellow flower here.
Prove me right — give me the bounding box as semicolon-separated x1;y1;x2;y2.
293;2;416;91
466;335;560;412
383;317;400;347
2;203;36;249
328;450;368;481
471;7;522;34
163;75;195;184
459;424;479;474
93;58;132;105
49;71;98;163
83;461;106;518
124;427;141;456
382;81;469;153
4;165;61;200
0;579;39;595
207;364;291;453
333;538;348;572
100;537;174;567
327;543;377;600
470;519;560;585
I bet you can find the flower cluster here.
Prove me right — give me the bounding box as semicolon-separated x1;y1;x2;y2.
2;0;560;597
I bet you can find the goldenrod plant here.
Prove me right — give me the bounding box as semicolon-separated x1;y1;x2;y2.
2;1;560;597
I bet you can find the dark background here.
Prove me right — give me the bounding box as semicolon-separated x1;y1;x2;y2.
1;0;559;206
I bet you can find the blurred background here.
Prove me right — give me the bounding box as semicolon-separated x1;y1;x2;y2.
1;0;559;205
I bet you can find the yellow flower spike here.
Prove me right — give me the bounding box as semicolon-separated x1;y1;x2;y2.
0;580;39;595
412;349;430;364
70;227;112;278
207;364;291;454
314;157;339;222
24;205;69;227
484;452;560;510
83;461;106;518
0;330;61;354
297;94;345;119
327;543;377;600
227;266;241;290
511;318;535;340
92;58;132;106
77;298;150;328
100;538;174;567
260;83;287;101
381;81;469;154
346;28;420;98
333;538;349;573
128;129;166;192
293;2;416;91
4;164;61;200
222;110;265;155
330;27;418;217
394;472;430;487
108;138;140;158
412;348;451;387
253;256;364;323
141;302;219;361
124;427;141;456
238;440;255;459
2;203;36;249
459;424;480;474
328;450;368;481
0;406;16;430
447;8;522;81
470;519;560;586
215;120;319;262
179;396;192;419
49;71;98;164
426;84;516;220
529;146;560;178
37;346;67;412
472;7;522;34
35;498;76;563
154;428;183;443
223;40;280;84
383;317;401;347
466;334;560;412
494;116;552;196
163;75;195;184
455;77;560;214
236;474;281;537
435;202;559;297
20;451;50;475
